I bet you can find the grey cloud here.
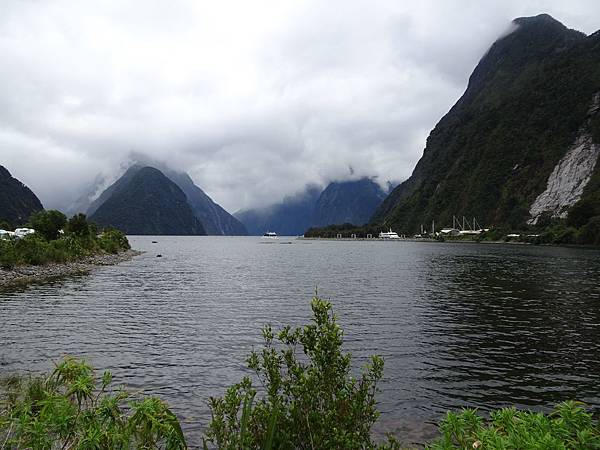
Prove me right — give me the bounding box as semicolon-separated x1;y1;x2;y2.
1;0;599;212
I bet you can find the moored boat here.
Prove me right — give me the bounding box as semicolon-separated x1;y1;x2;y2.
379;229;400;239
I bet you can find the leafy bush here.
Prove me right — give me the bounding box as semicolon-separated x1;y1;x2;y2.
578;215;600;246
427;401;600;449
0;214;130;267
2;302;600;449
0;219;12;231
66;213;96;238
14;235;51;266
0;356;186;449
98;229;131;254
203;297;399;450
0;239;17;269
29;210;67;241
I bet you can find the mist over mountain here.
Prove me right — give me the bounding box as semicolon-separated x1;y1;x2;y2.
70;160;247;236
236;179;387;235
235;185;322;236
372;14;600;240
160;170;247;236
0;165;44;226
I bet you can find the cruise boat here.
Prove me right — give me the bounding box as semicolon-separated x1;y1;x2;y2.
261;231;278;239
379;229;400;239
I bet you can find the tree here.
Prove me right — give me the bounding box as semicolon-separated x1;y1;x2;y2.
0;219;12;231
66;213;92;237
29;210;67;240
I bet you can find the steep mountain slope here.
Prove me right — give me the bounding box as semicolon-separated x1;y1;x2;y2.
84;164;246;235
90;166;205;235
160;170;247;236
235;185;321;235
373;14;600;234
87;167;141;217
0;165;44;225
312;178;386;227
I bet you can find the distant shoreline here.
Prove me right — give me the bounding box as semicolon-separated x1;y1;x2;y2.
298;236;524;244
0;249;142;289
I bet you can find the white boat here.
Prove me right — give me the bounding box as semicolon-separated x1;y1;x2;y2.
379;229;400;239
261;231;278;239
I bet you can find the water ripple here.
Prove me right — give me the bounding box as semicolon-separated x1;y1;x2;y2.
1;237;600;444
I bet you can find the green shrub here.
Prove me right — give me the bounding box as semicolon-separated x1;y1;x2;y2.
203;297;399;450
0;356;187;449
578;215;600;246
29;210;67;241
65;213;98;239
2;303;600;449
0;219;12;231
14;235;50;266
0;239;17;269
427;401;600;449
0;215;130;267
98;229;130;254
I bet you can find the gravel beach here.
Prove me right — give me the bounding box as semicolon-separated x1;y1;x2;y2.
0;249;142;288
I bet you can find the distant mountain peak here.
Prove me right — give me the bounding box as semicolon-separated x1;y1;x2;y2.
83;161;246;235
90;165;205;235
513;13;563;27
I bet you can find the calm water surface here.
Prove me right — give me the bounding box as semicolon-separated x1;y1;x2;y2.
2;237;600;445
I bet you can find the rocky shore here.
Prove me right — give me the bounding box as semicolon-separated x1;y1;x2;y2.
0;249;142;288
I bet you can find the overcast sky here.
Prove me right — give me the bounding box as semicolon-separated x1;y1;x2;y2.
1;0;599;212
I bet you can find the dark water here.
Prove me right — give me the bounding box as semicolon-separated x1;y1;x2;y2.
2;237;600;445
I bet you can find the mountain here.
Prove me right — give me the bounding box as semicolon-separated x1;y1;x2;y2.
90;166;205;235
372;14;600;239
83;163;246;236
235;185;321;236
64;173;113;218
158;169;247;236
235;179;387;235
312;178;387;227
0;165;44;226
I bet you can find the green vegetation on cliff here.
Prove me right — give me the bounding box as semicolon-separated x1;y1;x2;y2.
371;15;600;243
0;165;43;227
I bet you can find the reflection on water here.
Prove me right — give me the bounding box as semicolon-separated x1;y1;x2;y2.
1;237;600;445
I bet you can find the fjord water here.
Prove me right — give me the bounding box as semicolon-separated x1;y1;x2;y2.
2;237;600;443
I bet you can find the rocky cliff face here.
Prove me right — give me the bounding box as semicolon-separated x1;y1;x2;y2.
372;14;600;233
0;165;44;225
529;94;600;223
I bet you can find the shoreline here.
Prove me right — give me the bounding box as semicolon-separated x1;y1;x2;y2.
0;249;142;289
298;237;527;244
